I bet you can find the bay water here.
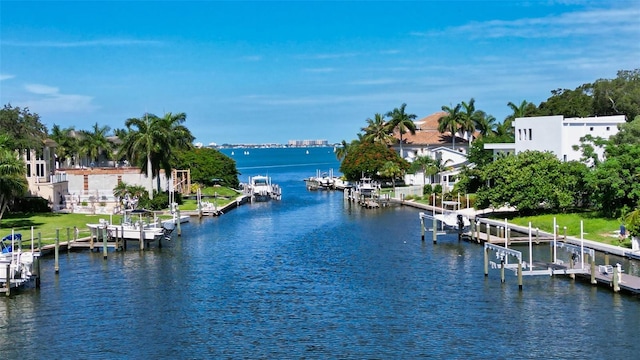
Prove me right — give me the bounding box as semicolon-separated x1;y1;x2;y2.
1;147;639;359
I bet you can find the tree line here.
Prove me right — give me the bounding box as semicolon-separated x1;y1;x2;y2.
338;69;640;223
0;105;240;219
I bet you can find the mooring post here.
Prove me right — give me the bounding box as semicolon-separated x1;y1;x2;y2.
66;227;71;253
612;265;620;292
476;220;480;243
139;225;144;251
177;208;182;236
569;255;575;280
432;215;437;244
500;257;505;283
484;246;489;277
487;224;491;243
122;224;127;251
517;261;523;290
604;252;609;266
590;256;596;285
38;232;42;253
90;227;94;252
55;229;60;274
420;217;425;241
4;264;10;296
563;226;567;241
535;228;539;244
102;226;108;259
34;255;41;289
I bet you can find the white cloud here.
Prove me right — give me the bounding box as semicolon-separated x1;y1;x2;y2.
23;83;97;113
0;74;15;81
240;55;263;62
303;68;336;73
413;6;640;39
2;39;163;47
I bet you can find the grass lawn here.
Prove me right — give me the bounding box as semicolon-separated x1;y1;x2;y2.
1;186;242;246
1;212;123;245
489;212;630;247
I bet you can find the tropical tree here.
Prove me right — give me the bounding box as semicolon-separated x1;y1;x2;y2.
335;140;350;161
173;147;240;188
339;141;409;181
409;155;437;186
152;112;194;190
474;111;497;137
379;161;403;193
362;113;393;145
78;122;113;167
438;103;462;149
625;207;640;238
0;134;28;224
460;98;480;143
118;112;194;199
476;151;582;214
49;125;79;168
386;103;417;159
0;104;48;151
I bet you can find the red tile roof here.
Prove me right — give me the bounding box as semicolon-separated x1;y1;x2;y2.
392;112;470;146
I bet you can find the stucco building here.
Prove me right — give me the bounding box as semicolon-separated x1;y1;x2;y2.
485;115;626;162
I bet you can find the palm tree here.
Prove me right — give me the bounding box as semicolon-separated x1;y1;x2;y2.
503;100;533;137
386;103;417;159
335;139;350;161
119;112;194;200
50;124;79;168
409;155;438;186
474;111;497;137
438;103;463;149
380;161;403;194
362;113;393;145
434;157;454;187
460;98;480;143
0;134;27;223
152;112;194;191
119;114;160;199
79;123;113;167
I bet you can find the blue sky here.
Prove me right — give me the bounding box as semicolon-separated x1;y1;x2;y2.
1;1;639;145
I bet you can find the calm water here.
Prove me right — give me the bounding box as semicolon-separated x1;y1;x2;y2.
1;147;639;359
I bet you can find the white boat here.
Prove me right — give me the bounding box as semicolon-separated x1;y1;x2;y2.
356;177;378;197
244;175;281;202
0;233;40;289
87;210;173;242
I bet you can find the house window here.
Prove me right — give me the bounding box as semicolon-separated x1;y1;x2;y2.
518;129;522;141
606;126;610;131
590;127;594;131
27;164;31;177
83;175;89;191
529;129;533;140
117;175;122;185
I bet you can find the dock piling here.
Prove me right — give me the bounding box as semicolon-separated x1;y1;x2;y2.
55;229;60;274
102;226;108;259
4;264;10;296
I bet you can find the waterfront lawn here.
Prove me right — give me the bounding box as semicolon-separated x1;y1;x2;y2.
1;212;123;245
494;212;629;247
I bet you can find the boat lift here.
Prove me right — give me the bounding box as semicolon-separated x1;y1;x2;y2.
483;221;596;290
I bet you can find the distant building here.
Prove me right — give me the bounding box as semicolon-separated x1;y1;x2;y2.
288;139;329;147
484;115;626;162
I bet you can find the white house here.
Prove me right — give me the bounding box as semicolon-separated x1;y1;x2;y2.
485;115;626;162
390;112;474;189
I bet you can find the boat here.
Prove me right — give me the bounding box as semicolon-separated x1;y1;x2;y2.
243;175;281;202
419;212;471;233
356;177;378;197
87;209;174;242
0;232;40;290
